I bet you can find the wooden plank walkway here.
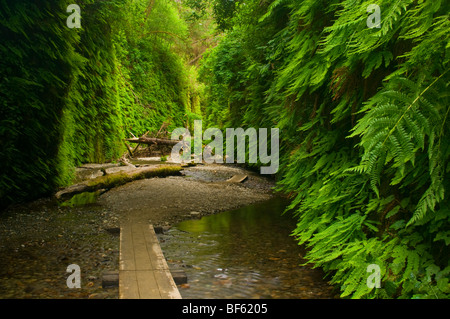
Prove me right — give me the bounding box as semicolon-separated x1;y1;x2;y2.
119;223;181;299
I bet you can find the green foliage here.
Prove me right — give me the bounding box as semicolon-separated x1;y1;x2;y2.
200;0;449;298
0;0;203;208
350;73;449;226
212;0;241;31
117;0;201;134
0;0;84;207
66;0;125;165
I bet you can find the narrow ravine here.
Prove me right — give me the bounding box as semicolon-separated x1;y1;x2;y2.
2;0;448;300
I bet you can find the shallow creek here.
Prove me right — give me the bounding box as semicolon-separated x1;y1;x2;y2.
159;197;336;299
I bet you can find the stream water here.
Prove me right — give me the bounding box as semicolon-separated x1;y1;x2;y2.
159;197;336;299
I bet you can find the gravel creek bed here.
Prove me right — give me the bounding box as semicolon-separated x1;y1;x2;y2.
0;199;120;299
0;163;275;299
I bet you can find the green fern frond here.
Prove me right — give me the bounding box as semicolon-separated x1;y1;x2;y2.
380;0;414;36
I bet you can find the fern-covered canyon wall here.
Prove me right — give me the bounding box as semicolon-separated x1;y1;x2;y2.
0;0;205;208
199;0;449;298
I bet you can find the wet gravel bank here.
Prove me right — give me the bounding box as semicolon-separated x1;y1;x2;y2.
0;199;120;299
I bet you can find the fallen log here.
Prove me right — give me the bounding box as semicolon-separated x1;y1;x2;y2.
125;137;180;146
55;165;182;202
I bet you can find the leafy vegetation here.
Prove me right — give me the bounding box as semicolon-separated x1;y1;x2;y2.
0;0;206;208
199;0;449;298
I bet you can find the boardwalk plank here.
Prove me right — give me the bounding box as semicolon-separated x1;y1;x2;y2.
132;225;153;270
142;224;169;270
119;271;139;299
119;223;181;299
154;270;182;299
119;225;135;271
135;271;161;299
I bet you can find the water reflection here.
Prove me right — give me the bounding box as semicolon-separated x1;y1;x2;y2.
159;197;335;299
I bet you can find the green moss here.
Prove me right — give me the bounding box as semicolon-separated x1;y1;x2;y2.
139;165;182;179
85;165;182;189
58;165;182;204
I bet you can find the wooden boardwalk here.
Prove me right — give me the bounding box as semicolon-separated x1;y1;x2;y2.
119;223;181;299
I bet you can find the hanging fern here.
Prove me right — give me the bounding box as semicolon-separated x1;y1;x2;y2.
199;0;449;298
350;71;448;225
